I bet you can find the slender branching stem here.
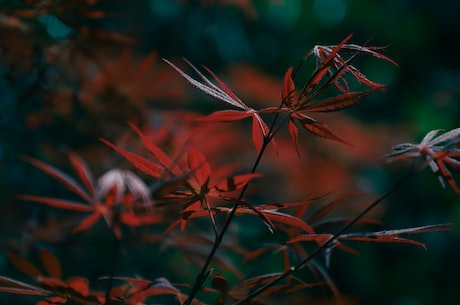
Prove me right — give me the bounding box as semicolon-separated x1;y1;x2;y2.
184;50;380;304
104;233;119;304
233;168;416;304
184;103;286;305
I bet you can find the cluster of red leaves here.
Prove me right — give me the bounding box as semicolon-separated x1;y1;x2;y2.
1;248;102;305
101;122;272;234
1;248;206;305
5;0;134;64
0;13;37;79
226;64;282;106
211;272;311;305
1;31;456;305
0;11;190;190
9;0;134;51
13;125;451;305
17;151;161;239
17;121;263;238
385;127;460;194
165;34;398;157
74;50;187;139
165;58;274;154
264;34;397;152
141;231;248;277
29;49;182;138
80;50;185;109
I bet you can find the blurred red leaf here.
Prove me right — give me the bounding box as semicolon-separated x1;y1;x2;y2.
66;277;90;297
127;122;182;175
17;195;94;212
6;252;42;279
22;156;94;204
39;249;62;279
227;64;281;106
100;138;165;178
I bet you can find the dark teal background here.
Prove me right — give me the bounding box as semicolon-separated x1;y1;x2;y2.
1;1;459;305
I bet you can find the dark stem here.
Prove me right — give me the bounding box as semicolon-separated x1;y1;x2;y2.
233;168;416;305
183;137;272;305
184;46;374;303
183;110;285;305
104;234;119;304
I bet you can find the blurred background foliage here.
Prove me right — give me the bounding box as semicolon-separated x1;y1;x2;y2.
0;1;459;305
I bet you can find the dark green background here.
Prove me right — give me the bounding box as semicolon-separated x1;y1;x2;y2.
1;1;459;305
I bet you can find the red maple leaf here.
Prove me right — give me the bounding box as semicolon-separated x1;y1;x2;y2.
5;248;104;304
262;34;398;154
164;59;274;154
385;127;460;195
82;50;183;110
18;152;160;238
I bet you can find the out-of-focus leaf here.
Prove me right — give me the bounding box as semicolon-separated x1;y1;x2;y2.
17;195;93;212
100;138;164;178
7;252;42;279
23;157;93;203
39;249;62;279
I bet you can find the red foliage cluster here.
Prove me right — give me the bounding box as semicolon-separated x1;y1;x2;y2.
0;2;457;305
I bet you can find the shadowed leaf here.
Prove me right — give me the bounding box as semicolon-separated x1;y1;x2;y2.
100;138;165;178
39;249;62;279
23;157;92;203
7;252;42;279
17;195;93;212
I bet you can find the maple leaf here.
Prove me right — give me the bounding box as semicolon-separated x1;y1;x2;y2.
279;194;452;268
164;58;274;153
0;276;51;297
227;272;311;304
233;200;316;234
82;50;182;109
241;194;378;301
242;195;348;261
172;196;317;239
303;35;398;94
102;122;263;233
239;194;450;304
288;223;452;269
162;147;262;233
18;152;160;238
4;248;104;304
385;127;460;195
263;34;397;153
142;231;247;277
106;276;205;305
227;64;281;106
338;223;452;248
0;13;30;32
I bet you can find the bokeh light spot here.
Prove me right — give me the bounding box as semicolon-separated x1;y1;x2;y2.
265;0;302;29
209;20;251;63
149;0;183;19
38;15;73;39
313;0;347;27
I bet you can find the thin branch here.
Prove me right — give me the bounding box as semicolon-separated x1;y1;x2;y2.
183;114;280;305
183;86;289;305
233;168;416;304
104;233;119;304
183;39;390;303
